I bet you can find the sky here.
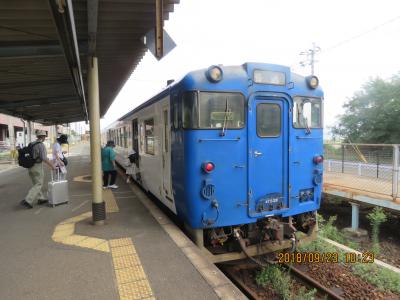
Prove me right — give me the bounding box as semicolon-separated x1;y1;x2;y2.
98;0;400;134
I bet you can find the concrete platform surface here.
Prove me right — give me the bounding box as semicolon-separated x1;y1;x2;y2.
0;143;244;300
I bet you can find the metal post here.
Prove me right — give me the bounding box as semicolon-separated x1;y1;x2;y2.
376;152;380;179
52;125;57;144
350;202;359;231
27;121;32;143
341;144;345;173
88;56;105;225
393;145;399;200
22;120;26;147
7;116;15;151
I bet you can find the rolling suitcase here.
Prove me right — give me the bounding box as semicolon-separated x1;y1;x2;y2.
48;169;69;207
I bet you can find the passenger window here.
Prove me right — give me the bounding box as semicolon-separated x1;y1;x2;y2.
123;127;127;148
144;118;155;155
256;103;281;137
163;110;168;153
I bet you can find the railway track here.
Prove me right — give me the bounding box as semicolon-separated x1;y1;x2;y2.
220;257;400;300
220;261;345;300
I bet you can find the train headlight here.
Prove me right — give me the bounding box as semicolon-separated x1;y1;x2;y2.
206;65;223;83
306;75;319;89
202;162;215;173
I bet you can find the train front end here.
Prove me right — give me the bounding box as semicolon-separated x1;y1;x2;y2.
173;63;324;261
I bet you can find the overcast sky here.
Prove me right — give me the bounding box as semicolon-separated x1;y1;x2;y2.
99;0;400;133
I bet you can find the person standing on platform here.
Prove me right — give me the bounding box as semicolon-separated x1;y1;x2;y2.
52;134;68;179
21;130;56;209
101;140;118;189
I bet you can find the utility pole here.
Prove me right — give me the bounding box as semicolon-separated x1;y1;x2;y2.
300;43;321;75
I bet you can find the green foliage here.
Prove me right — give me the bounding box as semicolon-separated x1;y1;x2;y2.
256;265;292;300
352;263;400;294
294;287;317;300
367;207;387;254
256;265;317;300
332;74;400;143
317;214;345;244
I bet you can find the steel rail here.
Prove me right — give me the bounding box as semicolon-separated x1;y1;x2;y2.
286;263;345;300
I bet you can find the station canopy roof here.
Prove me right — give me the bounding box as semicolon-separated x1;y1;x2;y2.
0;0;178;125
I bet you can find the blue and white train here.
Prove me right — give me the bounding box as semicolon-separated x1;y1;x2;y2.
104;63;324;262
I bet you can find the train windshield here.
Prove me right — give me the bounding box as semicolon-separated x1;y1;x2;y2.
183;92;245;129
293;97;323;128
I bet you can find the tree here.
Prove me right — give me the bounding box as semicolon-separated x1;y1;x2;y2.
332;74;400;144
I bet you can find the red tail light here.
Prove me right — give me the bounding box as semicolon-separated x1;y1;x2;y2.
313;155;324;164
203;162;215;173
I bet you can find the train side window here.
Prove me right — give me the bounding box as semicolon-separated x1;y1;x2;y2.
139;123;144;153
182;92;199;128
144;118;155;155
123;127;127;148
256;103;281;137
163;110;168;153
132;119;139;153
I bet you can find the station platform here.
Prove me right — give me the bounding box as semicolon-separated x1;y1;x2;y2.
0;143;245;300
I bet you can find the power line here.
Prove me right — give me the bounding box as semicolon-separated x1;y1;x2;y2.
324;15;400;53
293;15;400;73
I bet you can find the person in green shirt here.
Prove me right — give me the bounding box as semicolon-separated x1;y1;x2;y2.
101;140;118;189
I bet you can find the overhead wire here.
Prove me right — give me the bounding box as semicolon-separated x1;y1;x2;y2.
292;15;400;69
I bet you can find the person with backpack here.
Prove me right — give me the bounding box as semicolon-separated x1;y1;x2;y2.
20;130;56;209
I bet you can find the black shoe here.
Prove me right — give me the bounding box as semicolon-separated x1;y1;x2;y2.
20;200;33;209
38;199;49;205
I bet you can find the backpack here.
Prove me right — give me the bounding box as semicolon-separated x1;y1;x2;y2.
18;141;40;168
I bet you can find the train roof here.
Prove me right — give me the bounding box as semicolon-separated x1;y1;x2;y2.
117;63;322;122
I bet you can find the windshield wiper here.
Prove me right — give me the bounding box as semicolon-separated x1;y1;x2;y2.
304;117;311;134
220;98;229;137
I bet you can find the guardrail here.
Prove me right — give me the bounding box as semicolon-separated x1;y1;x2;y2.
324;143;399;200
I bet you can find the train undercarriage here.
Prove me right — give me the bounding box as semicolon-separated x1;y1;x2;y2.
187;212;318;263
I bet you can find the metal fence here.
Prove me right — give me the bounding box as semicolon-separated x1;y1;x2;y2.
323;143;399;199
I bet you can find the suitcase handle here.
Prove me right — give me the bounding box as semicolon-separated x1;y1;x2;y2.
51;168;61;182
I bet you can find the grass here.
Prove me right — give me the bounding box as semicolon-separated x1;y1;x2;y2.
352;263;400;294
317;214;360;250
256;265;316;300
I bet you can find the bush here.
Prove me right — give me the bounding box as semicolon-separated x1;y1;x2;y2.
367;207;387;254
256;265;316;300
256;265;291;300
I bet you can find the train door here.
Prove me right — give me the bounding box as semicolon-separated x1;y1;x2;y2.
160;101;174;204
248;96;289;217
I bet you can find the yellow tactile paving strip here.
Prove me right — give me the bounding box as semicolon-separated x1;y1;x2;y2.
110;238;154;300
72;174;92;183
104;189;119;212
51;189;120;253
52;188;155;299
